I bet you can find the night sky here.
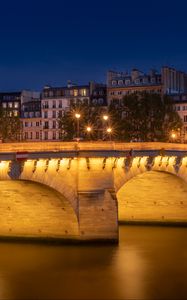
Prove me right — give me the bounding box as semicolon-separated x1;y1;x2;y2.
0;0;187;91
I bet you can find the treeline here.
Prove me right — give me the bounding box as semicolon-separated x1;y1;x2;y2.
58;93;182;142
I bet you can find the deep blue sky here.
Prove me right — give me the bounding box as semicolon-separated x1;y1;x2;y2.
0;0;187;91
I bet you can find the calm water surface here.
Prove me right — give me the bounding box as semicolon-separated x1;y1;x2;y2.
0;226;187;300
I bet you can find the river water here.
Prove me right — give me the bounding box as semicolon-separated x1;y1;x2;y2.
0;225;187;300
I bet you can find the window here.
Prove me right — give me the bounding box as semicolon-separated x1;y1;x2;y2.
53;132;56;140
44;132;48;140
53;121;56;128
36;122;40;127
184;116;187;123
14;111;18;116
52;100;56;108
118;80;123;85
59;100;62;108
2;103;7;108
43;101;48;109
30;132;33;139
52;111;56;118
44;121;49;129
125;80;131;85
44;111;48;118
25;122;28;127
135;79;140;84
74;89;78;97
25;132;28;139
36;132;39;139
14;102;19;108
81;89;87;96
8;102;13;108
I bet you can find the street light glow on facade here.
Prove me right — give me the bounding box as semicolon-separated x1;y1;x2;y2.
107;127;112;133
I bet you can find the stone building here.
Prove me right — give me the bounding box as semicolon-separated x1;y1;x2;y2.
107;69;162;104
41;82;90;140
20;91;41;141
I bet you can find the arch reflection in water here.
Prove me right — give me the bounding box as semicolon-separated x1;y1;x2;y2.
117;171;187;223
0;180;79;239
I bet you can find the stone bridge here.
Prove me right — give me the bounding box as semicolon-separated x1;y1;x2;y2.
0;142;187;242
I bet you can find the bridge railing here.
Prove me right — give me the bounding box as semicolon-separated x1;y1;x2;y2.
0;141;187;153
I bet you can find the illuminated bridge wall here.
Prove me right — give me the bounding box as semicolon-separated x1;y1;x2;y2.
0;142;187;242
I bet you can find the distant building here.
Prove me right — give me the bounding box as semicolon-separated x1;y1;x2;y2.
41;82;90;140
162;66;187;95
20;91;41;141
107;67;187;105
0;91;21;116
107;69;162;104
171;94;187;142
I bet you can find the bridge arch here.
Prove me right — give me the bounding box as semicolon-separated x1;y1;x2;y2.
0;179;79;240
115;156;187;224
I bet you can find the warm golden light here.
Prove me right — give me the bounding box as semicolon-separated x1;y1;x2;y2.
75;113;81;119
171;133;176;139
103;115;109;121
107;127;112;133
86;126;92;132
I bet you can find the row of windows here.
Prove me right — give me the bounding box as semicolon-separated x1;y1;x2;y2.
43;121;58;129
111;77;161;86
2;102;19;108
23;112;41;118
175;105;187;111
110;89;162;96
24;121;41;127
25;132;41;140
43;110;64;119
43;88;88;98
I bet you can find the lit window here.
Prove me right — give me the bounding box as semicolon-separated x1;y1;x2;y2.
8;102;13;108
74;90;78;97
14;102;19;108
81;89;87;96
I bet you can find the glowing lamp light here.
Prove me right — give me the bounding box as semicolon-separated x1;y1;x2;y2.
171;133;176;139
86;126;92;132
103;115;109;121
107;127;112;133
75;113;81;119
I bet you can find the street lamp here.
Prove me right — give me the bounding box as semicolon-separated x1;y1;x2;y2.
75;113;81;141
102;115;109;140
103;115;109;121
86;126;92;132
86;126;92;140
106;127;112;141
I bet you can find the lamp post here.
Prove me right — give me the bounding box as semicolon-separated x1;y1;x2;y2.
171;131;176;142
86;126;92;140
75;113;81;141
106;127;112;141
102;115;109;140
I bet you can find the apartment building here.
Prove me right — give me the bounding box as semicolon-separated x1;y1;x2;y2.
41;82;90;140
107;69;162;104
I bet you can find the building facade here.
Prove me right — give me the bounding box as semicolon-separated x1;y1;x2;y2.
41;82;90;140
107;69;162;104
20;91;41;141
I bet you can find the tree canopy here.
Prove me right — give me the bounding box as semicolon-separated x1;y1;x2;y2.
58;93;182;142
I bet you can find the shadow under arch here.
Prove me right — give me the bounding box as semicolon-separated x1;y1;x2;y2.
0;179;79;240
117;170;187;224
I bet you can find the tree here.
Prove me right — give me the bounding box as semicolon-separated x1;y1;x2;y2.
58;101;106;141
108;93;182;142
0;107;22;142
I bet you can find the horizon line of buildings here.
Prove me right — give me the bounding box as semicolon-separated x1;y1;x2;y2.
1;66;187;142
